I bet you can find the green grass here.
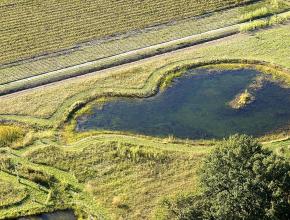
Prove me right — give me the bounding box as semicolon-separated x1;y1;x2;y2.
0;179;28;208
0;123;288;219
0;127;209;219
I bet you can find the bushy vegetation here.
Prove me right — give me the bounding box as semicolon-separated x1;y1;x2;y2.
18;166;58;188
240;11;290;31
229;89;254;109
239;0;289;22
159;193;204;220
0;155;57;188
269;10;290;23
229;75;267;109
162;135;290;219
160;69;186;90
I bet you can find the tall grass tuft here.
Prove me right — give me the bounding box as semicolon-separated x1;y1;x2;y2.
269;12;290;25
240;11;290;32
0;125;24;148
240;20;269;31
114;142;168;163
240;7;270;22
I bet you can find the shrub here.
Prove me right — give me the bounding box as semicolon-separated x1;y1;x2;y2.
269;12;290;25
112;196;129;209
0;155;14;171
240;12;290;32
0;180;27;208
199;135;290;219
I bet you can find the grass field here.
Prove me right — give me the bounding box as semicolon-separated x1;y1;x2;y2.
1;1;290;219
0;6;243;85
0;0;256;65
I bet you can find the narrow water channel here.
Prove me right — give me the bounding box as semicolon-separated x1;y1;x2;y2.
17;210;76;220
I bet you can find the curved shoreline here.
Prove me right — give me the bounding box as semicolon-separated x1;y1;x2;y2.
64;59;290;122
66;60;290;143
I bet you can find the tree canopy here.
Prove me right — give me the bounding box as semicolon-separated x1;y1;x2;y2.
164;135;290;220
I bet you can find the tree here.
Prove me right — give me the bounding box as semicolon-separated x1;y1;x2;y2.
199;134;290;220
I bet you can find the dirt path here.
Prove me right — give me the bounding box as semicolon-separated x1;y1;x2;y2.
0;33;240;99
0;24;239;87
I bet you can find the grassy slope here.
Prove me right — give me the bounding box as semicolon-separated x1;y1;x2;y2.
0;131;209;219
0;0;253;65
0;122;289;219
24;141;201;219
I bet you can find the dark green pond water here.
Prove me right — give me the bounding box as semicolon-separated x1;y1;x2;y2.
77;69;290;139
18;210;76;220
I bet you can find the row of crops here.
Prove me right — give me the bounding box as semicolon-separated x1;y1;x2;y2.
0;0;261;85
0;0;254;65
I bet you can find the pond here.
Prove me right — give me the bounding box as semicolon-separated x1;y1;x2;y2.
76;68;290;139
18;210;76;220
